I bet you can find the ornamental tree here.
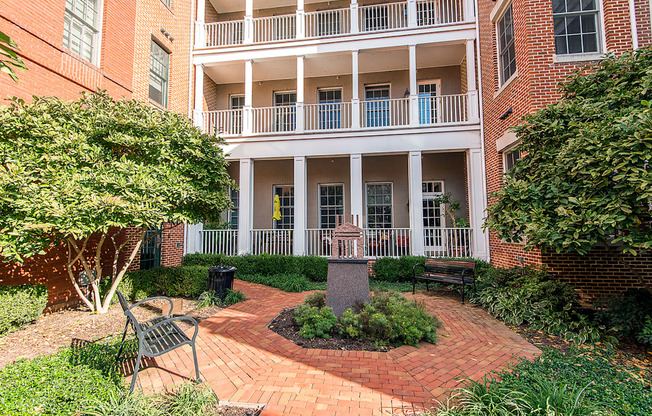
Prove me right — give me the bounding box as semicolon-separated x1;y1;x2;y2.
485;48;652;289
0;31;27;82
0;92;233;312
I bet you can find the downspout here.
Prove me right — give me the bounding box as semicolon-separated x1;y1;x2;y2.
184;0;197;256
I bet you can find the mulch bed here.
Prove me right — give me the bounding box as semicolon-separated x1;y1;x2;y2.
268;308;388;352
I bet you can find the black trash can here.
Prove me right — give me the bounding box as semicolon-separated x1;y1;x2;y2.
207;266;237;298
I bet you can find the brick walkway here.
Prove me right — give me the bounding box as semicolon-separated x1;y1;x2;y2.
133;281;540;415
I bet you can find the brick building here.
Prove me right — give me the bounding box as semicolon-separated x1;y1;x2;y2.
477;0;652;301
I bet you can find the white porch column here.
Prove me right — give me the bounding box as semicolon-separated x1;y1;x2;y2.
244;0;254;43
408;151;424;255
408;45;419;126
293;156;307;255
351;0;359;33
407;0;417;27
238;159;254;254
297;0;305;39
185;223;204;254
194;0;206;48
467;149;489;260
350;154;364;225
296;56;305;133
243;60;253;135
351;50;360;129
466;40;479;123
193;65;204;129
463;0;475;21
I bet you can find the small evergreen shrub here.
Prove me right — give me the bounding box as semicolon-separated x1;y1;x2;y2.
637;315;652;348
238;273;322;292
304;292;326;308
294;304;338;339
117;266;208;300
0;284;48;336
339;309;363;338
223;289;247;306
595;288;652;340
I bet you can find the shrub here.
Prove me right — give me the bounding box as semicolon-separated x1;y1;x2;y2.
84;390;159;416
373;256;425;282
238;273;325;292
304;292;326;308
116;266;209;300
294;304;338;339
196;289;247;308
223;289;247;306
0;284;48;336
637;315;652;348
595;288;652;340
339;309;363;338
160;383;219;416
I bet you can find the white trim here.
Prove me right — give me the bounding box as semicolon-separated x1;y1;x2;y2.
493;70;518;98
490;0;511;22
629;0;639;49
495;130;518;152
495;3;516;87
552;53;606;63
95;0;104;66
417;79;442;95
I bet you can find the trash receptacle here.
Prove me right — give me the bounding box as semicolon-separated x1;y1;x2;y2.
207;265;237;298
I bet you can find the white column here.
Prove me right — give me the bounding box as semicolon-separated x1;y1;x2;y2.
185;223;204;254
238;159;254;254
628;0;639;49
297;0;305;39
407;0;417;27
467;149;489;260
466;40;479;123
463;0;475;21
351;50;360;129
293;156;307;255
408;151;424;255
350;154;364;226
193;65;204;129
296;56;305;133
194;0;206;48
244;0;254;43
351;0;359;33
408;45;419;126
243;60;253;135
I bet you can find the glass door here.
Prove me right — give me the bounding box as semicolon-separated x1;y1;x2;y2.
418;81;440;125
422;181;445;253
318;89;342;130
274;92;296;132
364;85;390;127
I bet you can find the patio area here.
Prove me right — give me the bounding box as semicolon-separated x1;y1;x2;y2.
132;281;540;416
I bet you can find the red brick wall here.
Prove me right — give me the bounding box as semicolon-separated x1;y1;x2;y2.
0;0;136;102
161;223;185;267
635;0;652;47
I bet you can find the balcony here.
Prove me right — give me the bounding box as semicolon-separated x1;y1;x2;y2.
199;0;469;49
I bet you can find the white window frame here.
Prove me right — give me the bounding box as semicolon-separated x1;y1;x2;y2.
63;0;103;65
551;0;605;58
272;185;294;230
422;180;446;228
365;182;394;229
503;145;522;174
495;3;516;87
228;188;239;229
230;94;245;109
149;40;170;109
318;183;345;229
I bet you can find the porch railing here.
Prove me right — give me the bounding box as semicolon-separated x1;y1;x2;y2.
305;8;351;38
416;0;464;26
251;229;294;255
253;14;296;43
306;229;333;257
418;94;468;125
364;228;412;258
304;102;353;131
199;229;238;256
359;2;408;32
252;105;296;133
205;20;244;47
361;98;410;128
204;109;243;136
423;227;473;258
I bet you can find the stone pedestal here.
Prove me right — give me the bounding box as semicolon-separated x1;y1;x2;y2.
326;259;370;317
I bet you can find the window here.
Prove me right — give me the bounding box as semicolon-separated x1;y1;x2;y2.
497;5;516;85
230;95;245;109
274;92;296;132
229;95;244;135
162;0;171;7
422;181;444;249
418;81;440;124
366;183;392;229
273;186;294;229
364;85;390;127
553;0;600;55
63;0;100;63
503;148;521;173
228;189;239;229
319;184;344;229
318;89;342;130
149;41;169;108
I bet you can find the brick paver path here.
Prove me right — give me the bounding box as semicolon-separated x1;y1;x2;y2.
133;280;540;415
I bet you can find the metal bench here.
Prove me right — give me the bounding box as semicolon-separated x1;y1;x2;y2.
413;258;476;303
115;291;201;393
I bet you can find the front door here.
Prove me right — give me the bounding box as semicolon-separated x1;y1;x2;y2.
418;80;441;125
422;181;445;255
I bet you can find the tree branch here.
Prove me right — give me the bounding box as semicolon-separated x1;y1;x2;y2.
65;238;94;311
101;228;147;312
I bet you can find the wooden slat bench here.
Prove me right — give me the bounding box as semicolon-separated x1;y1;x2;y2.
412;258;476;303
115;291;201;393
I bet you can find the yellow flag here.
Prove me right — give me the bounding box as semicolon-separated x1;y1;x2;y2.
272;194;282;221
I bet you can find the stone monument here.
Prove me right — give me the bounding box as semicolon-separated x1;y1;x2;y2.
325;215;370;317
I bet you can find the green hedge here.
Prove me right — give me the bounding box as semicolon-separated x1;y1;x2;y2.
182;254;328;282
372;256;492;282
114;266;208;301
0;284;48;336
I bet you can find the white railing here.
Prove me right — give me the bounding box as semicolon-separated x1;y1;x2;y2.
200;229;238;256
364;228;411;258
418;94;468;125
305;8;351;38
204;109;243;136
252;106;296;133
205;20;244;47
361;98;410;128
423;227;473;258
304;102;352;131
306;229;333;257
251;229;294;255
253;14;296;43
359;2;408;32
416;0;464;26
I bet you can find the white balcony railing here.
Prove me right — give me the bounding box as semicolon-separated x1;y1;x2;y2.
304;102;353;131
418;94;468;125
361;98;410;128
306;229;333;257
423;227;473;258
253;14;296;43
205;20;244;47
251;229;294;255
252;105;296;134
200;229;238;255
305;8;352;38
204;109;243;136
364;228;412;258
359;2;408;32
